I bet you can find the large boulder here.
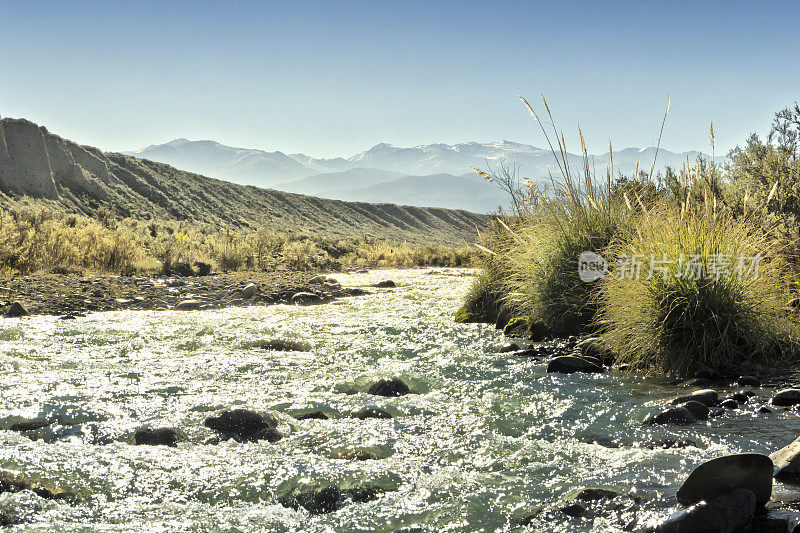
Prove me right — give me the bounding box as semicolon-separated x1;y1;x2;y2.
770;436;800;482
676;453;773;507
367;378;410;397
653;489;756;533
547;356;603;374
671;389;719;407
772;389;800;407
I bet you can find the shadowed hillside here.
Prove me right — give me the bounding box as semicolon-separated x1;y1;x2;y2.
0;118;489;246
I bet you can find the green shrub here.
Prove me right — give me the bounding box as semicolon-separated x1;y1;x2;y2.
597;206;799;376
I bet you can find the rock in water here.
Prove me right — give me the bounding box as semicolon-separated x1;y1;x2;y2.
6;302;29;317
670;389;719;407
351;407;393;419
203;409;281;442
653;489;756;533
770;436;800;482
677;400;710;421
372;280;396;288
772;389;800;407
676;453;773;506
546;356;604;374
738;375;761;387
134;427;180;447
367;378;410;397
645;407;697;426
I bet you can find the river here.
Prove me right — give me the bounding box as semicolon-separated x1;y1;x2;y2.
0;268;798;532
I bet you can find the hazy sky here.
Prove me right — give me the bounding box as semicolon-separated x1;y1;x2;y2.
2;0;798;157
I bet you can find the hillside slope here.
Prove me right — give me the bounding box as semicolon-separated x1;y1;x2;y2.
0;118;489;246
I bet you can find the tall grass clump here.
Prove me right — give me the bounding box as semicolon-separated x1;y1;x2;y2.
597;203;799;376
469;96;636;335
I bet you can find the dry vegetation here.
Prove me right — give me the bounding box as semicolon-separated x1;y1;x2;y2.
0;201;477;276
460;96;800;376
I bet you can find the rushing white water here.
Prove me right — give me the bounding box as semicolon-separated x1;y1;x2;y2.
0;268;798;532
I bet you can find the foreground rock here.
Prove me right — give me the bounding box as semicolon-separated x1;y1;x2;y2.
770;436;800;482
546;356;603;374
203;409;282;443
653;488;756;533
772;389;800;407
367;378;410;397
134;427;181;447
279;486;383;514
676;453;773;506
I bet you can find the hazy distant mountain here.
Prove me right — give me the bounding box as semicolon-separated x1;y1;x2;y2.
279;168;404;196
124;139;313;187
336;173;509;213
125;138;719;212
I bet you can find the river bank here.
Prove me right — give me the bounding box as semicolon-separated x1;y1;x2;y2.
0;270;381;317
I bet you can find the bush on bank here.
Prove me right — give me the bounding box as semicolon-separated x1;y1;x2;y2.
459;98;800;375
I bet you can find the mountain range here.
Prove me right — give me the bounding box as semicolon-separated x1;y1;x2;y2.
125;139;719;212
0;118;487;245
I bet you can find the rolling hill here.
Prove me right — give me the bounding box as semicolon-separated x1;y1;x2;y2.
0;118;489;246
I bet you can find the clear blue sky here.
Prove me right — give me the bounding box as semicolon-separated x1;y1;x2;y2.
1;0;798;157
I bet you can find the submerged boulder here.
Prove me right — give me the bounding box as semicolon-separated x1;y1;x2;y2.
0;470;77;501
134;427;181;447
203;409;282;442
676;453;773;507
547;356;604;374
372;280;396;288
653;488;756;533
351;407;393;420
279;486;382;514
367;378;410;397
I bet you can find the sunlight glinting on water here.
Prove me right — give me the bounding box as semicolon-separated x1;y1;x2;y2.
0;269;798;532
